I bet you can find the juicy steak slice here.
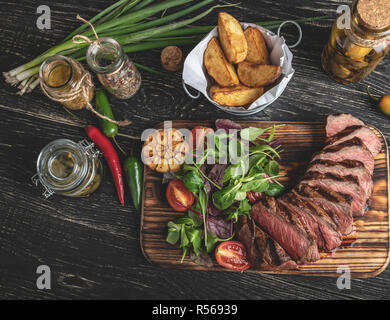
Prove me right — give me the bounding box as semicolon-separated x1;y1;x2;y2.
295;184;353;235
307;159;373;198
325;114;364;137
325;125;382;157
311;137;375;174
251;196;320;264
236;216;297;270
300;171;367;216
279;192;341;252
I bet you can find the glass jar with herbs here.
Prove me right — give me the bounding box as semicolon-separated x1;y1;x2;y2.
32;139;103;198
322;0;390;84
39;55;94;110
86;37;141;99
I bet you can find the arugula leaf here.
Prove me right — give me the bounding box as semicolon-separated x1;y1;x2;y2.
180;226;189;248
249;144;281;159
241;177;269;193
206;233;221;253
240;127;267;141
182;170;204;193
225;198;252;223
265;125;276;143
265;160;280;177
212;183;242;210
264;183;285;197
182;164;198;172
166;221;181;245
234;191;247;201
188;210;202;227
186;228;202;255
198;186;208;246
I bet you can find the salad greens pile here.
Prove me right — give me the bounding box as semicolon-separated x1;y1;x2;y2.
166;119;285;265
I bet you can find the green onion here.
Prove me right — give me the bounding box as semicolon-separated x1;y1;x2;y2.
134;62;163;75
3;0;330;95
63;0;138;42
100;0;214;38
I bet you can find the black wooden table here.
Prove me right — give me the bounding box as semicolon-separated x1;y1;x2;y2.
1;0;389;300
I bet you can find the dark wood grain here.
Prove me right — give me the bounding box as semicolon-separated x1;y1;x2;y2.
1;0;390;299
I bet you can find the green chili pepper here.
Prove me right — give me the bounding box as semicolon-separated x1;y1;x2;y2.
95;88;118;138
124;156;143;213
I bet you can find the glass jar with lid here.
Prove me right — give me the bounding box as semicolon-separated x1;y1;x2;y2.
39;55;94;110
86;37;141;99
32;139;103;198
321;0;390;84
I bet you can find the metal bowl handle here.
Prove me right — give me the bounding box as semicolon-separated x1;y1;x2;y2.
277;20;303;49
182;81;201;99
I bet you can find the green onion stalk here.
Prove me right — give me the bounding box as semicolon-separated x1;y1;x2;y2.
3;0;330;95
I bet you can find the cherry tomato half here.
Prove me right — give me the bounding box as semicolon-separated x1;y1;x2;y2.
166;179;195;212
215;241;251;271
191;126;214;150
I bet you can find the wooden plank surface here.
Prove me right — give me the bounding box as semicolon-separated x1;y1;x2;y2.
141;121;390;278
1;0;390;299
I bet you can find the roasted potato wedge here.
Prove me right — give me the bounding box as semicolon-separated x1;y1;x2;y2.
244;27;270;64
218;12;247;64
204;37;239;87
210;84;264;107
237;62;282;87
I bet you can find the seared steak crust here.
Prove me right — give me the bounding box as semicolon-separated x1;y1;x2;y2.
295;184;353;235
301;171;366;216
279;192;341;252
325;125;382;157
307;159;373;199
312;137;374;174
325;114;364;137
236;216;298;270
246;114;376;266
251;197;320;264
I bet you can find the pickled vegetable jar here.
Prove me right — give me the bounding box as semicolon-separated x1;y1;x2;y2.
39;55;94;110
322;0;390;84
86;37;141;99
32;139;103;198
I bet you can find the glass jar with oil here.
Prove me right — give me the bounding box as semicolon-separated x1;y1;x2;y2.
322;0;390;84
32;139;103;198
39;55;94;110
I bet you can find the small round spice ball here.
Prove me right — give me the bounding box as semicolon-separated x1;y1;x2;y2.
161;46;183;72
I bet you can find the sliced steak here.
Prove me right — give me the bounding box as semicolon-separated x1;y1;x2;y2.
236;216;297;270
279;193;341;252
251;196;320;264
268;239;299;270
325;114;364;137
300;171;367;216
311;137;374;174
325;125;382;157
236;216;270;268
295;184;353;235
307;159;373;198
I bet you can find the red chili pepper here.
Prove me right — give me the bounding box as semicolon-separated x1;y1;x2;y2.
86;125;125;206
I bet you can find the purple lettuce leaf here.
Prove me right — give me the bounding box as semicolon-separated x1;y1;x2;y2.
215;119;241;132
206;199;223;216
205;164;226;194
190;249;213;267
206;214;231;239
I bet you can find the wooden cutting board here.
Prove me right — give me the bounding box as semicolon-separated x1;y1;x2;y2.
140;121;390;278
